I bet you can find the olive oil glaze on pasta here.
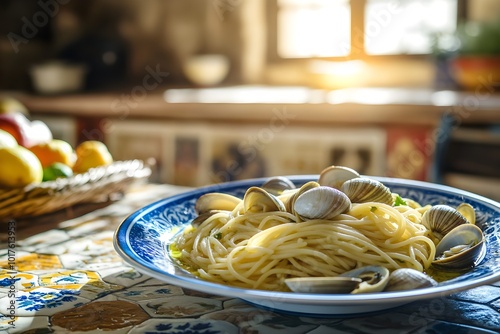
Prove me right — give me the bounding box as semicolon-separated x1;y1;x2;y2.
170;166;484;293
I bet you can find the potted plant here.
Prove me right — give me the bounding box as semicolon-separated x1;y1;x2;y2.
448;20;500;90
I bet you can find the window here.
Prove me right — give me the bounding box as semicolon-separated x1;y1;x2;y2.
273;0;461;60
277;0;351;57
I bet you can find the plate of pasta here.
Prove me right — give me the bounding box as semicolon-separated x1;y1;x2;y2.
114;167;500;315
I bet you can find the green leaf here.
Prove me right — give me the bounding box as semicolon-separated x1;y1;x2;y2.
394;195;407;207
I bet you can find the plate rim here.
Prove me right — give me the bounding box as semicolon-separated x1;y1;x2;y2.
114;175;500;306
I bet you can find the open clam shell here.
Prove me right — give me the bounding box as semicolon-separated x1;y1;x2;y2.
195;193;242;214
422;204;470;241
243;187;286;213
285;277;362;294
284;265;389;294
318;165;360;189
262;176;296;195
339;265;390;293
432;224;485;270
456;203;476;225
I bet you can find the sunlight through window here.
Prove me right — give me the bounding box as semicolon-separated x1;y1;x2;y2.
365;0;458;55
278;0;351;58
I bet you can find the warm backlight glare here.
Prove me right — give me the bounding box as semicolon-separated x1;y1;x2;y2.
278;0;350;58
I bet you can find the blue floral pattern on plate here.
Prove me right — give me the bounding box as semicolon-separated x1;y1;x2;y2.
114;176;500;315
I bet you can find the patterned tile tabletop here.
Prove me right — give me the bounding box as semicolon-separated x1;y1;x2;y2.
0;183;499;333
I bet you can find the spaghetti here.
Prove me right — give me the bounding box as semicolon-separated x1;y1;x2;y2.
171;192;437;291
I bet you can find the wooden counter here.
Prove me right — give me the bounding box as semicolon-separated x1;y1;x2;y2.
3;86;500;186
12;86;500;126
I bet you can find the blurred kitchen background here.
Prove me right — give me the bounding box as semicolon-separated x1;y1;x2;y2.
0;0;499;200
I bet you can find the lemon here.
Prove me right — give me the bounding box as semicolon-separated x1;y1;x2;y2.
0;129;17;148
0;97;29;115
0;146;43;188
43;162;74;181
73;140;113;174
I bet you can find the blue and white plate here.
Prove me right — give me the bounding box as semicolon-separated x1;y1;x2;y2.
113;176;500;316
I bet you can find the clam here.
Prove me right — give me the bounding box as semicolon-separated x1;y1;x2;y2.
432;224;485;270
285;276;362;294
318;165;360;189
340;178;393;205
456;203;476;225
339;265;390;293
293;186;351;221
422;205;470;241
195;193;242;214
243;187;286;213
283;181;320;214
262;176;296;195
284;265;389;294
384;268;437;292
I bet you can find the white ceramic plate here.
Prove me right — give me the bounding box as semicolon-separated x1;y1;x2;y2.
114;176;500;316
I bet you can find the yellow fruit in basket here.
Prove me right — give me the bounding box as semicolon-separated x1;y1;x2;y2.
73;140;113;173
43;162;74;181
29;139;75;168
0;129;17;148
0;146;43;188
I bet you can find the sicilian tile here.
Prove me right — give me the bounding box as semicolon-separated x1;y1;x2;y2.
129;318;239;334
398;298;500;331
59;252;123;271
0;287;90;316
136;277;172;287
0;251;31;266
78;261;125;272
51;325;134;334
0;271;38;290
450;285;500;304
201;307;316;334
29;243;69;256
57;212;101;229
332;312;427;334
307;325;354;334
39;270;101;286
0;253;63;271
113;284;183;301
291;316;344;327
0;315;49;334
410;320;500;334
16;230;70;251
139;295;222;318
57;254;92;269
182;287;230;301
222;298;262;310
38;270;123;300
55;231;115;255
50;300;150;331
94;294;118;302
65;219;115;238
98;265;150;287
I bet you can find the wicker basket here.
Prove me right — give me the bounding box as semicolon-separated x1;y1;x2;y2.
0;159;151;222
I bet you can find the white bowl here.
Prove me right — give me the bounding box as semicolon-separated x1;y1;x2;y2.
183;54;230;86
31;61;87;94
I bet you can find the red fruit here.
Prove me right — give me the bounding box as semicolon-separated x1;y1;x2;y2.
0;113;52;148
